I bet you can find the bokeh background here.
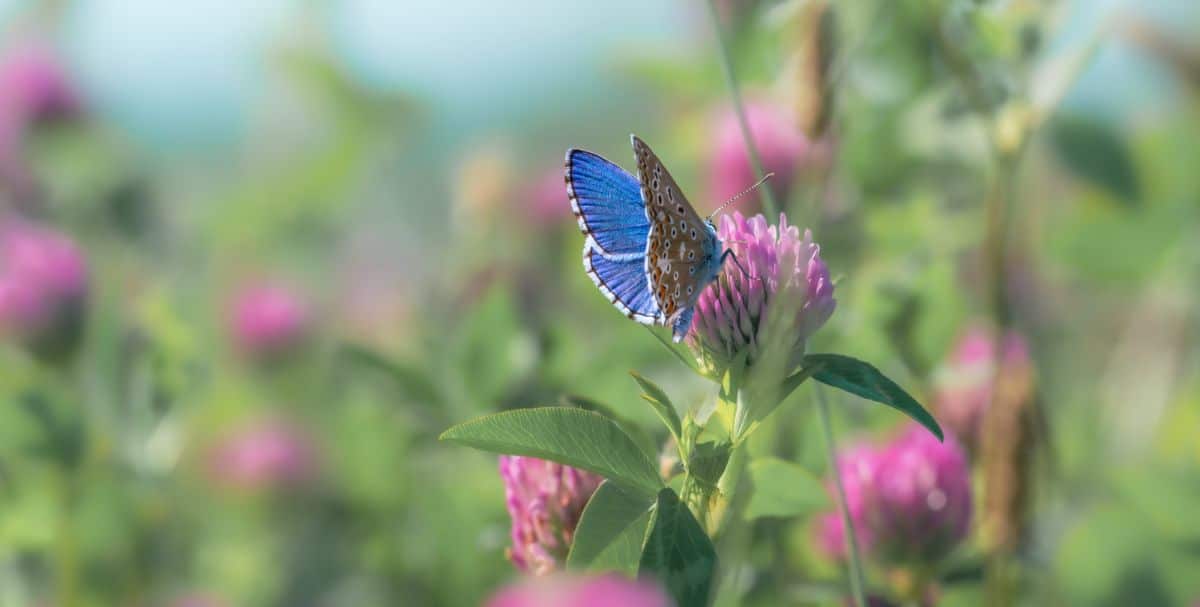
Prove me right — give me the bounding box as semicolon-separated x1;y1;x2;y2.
0;0;1198;605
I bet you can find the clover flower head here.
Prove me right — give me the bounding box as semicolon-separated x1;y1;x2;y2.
866;425;973;565
813;442;881;561
228;282;310;362
710;100;813;212
207;417;317;492
934;324;1031;453
499;455;604;575
486;574;672;607
687;212;834;375
0;38;80;126
0;220;88;359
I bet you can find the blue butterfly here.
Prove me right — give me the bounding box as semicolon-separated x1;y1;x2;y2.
566;135;732;343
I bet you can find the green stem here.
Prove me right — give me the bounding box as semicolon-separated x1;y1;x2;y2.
705;0;780;217
55;470;78;607
816;386;867;607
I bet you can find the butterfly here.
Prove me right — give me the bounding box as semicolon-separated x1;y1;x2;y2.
566;135;733;343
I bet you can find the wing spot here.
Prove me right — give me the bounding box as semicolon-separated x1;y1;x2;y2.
652;178;659;189
690;229;697;239
679;220;687;230
673;272;679;280
670;228;677;237
688;251;695;260
687;286;694;295
676;205;685;215
689;267;696;275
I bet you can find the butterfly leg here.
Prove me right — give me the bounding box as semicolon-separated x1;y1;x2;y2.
720;248;769;293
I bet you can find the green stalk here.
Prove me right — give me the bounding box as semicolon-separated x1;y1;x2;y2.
816;386;867;607
54;473;78;607
705;0;780;217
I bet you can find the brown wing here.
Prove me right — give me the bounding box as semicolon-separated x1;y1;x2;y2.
630;135;719;322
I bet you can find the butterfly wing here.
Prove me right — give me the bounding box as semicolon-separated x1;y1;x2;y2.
565;149;650;258
582;244;663;324
631;136;724;340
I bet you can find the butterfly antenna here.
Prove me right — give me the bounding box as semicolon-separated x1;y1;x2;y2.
707;172;775;221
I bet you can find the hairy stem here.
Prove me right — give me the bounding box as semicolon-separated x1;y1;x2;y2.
817;386;867;607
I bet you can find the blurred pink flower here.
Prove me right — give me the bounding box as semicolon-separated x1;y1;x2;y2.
525;168;571;227
934;325;1031;453
687;212;835;374
0;38;80;126
170;594;229;607
0;38;80;203
486;574;672;607
813;443;881;562
500;455;604;575
866;426;973;565
0;219;88;359
815;428;972;567
207;418;317;491
228;282;310;362
709;100;825;212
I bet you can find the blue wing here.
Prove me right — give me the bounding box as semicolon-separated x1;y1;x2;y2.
566;149;650;258
583;245;662;324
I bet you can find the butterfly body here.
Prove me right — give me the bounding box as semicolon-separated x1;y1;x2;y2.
566;135;726;342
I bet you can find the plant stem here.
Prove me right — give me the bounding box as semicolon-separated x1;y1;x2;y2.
816;385;867;607
705;0;780;217
55;469;78;607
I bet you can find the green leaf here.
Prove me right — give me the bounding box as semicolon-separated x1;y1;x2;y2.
568;481;656;575
745;457;829;520
1049;113;1140;205
560;394;658;459
779;362;825;403
440;407;664;497
803;354;943;441
629;371;682;445
686;441;732;489
639;488;718;607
